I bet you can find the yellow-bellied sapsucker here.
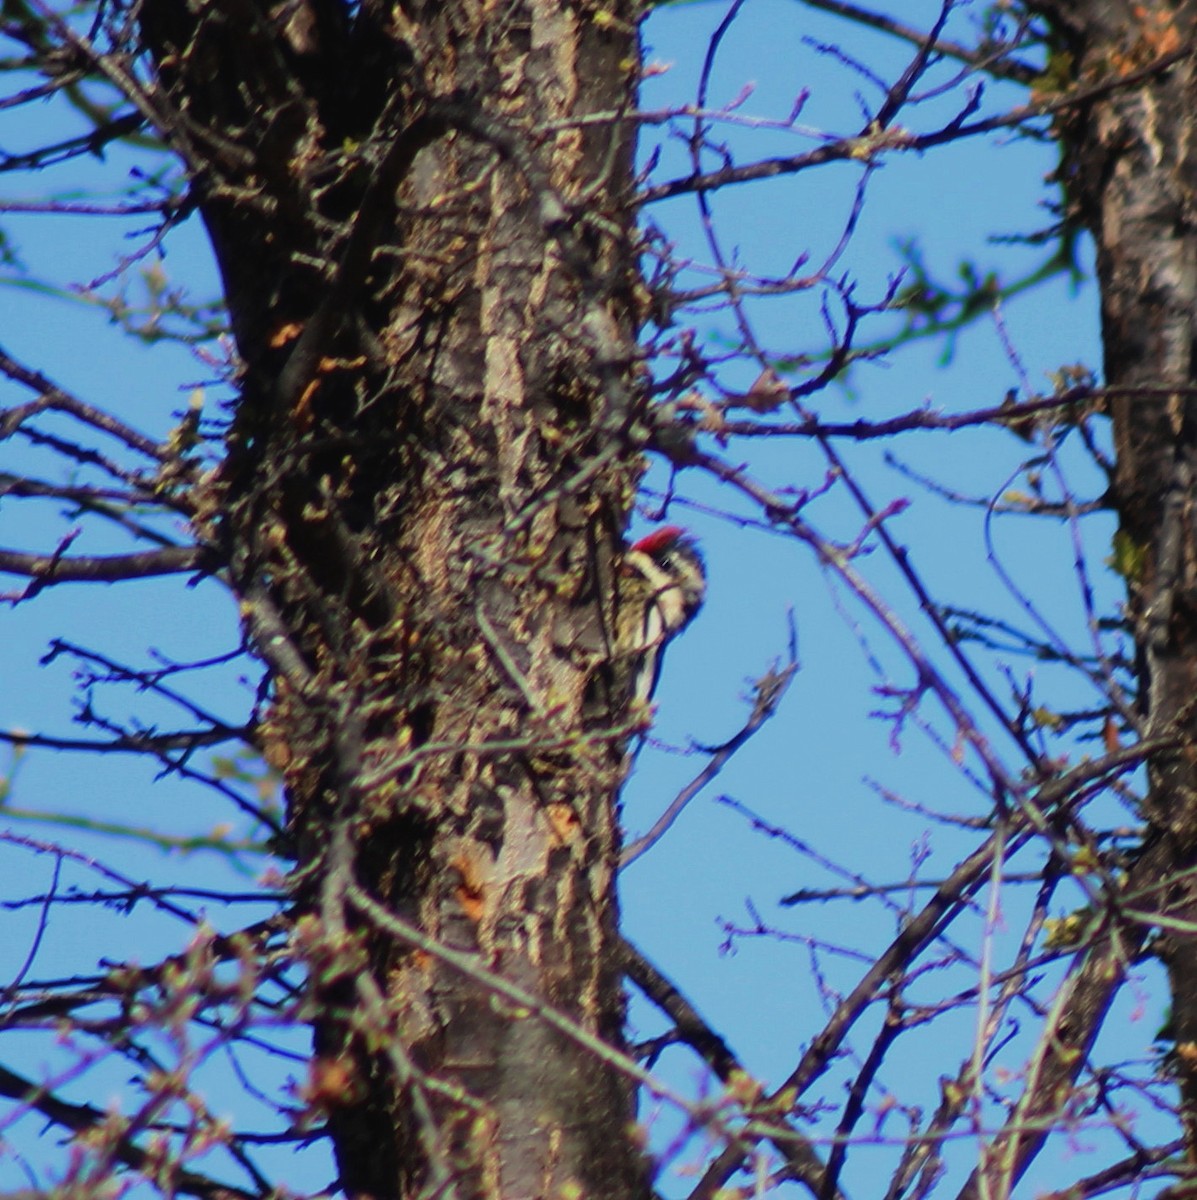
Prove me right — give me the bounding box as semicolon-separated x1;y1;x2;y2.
618;525;706;711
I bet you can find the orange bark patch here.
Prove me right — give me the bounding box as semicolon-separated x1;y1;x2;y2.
450;853;487;923
546;802;581;845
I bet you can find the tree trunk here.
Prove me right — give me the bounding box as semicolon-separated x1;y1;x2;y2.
137;2;650;1196
984;1;1197;1187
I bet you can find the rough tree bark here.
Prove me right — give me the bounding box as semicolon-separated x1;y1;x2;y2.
966;3;1197;1192
135;1;650;1197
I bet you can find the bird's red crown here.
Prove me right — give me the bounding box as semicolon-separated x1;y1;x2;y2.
630;525;687;555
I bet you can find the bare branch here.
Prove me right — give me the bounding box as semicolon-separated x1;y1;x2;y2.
0;544;215;590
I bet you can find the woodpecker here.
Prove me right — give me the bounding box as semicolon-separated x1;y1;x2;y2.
618;525;706;710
